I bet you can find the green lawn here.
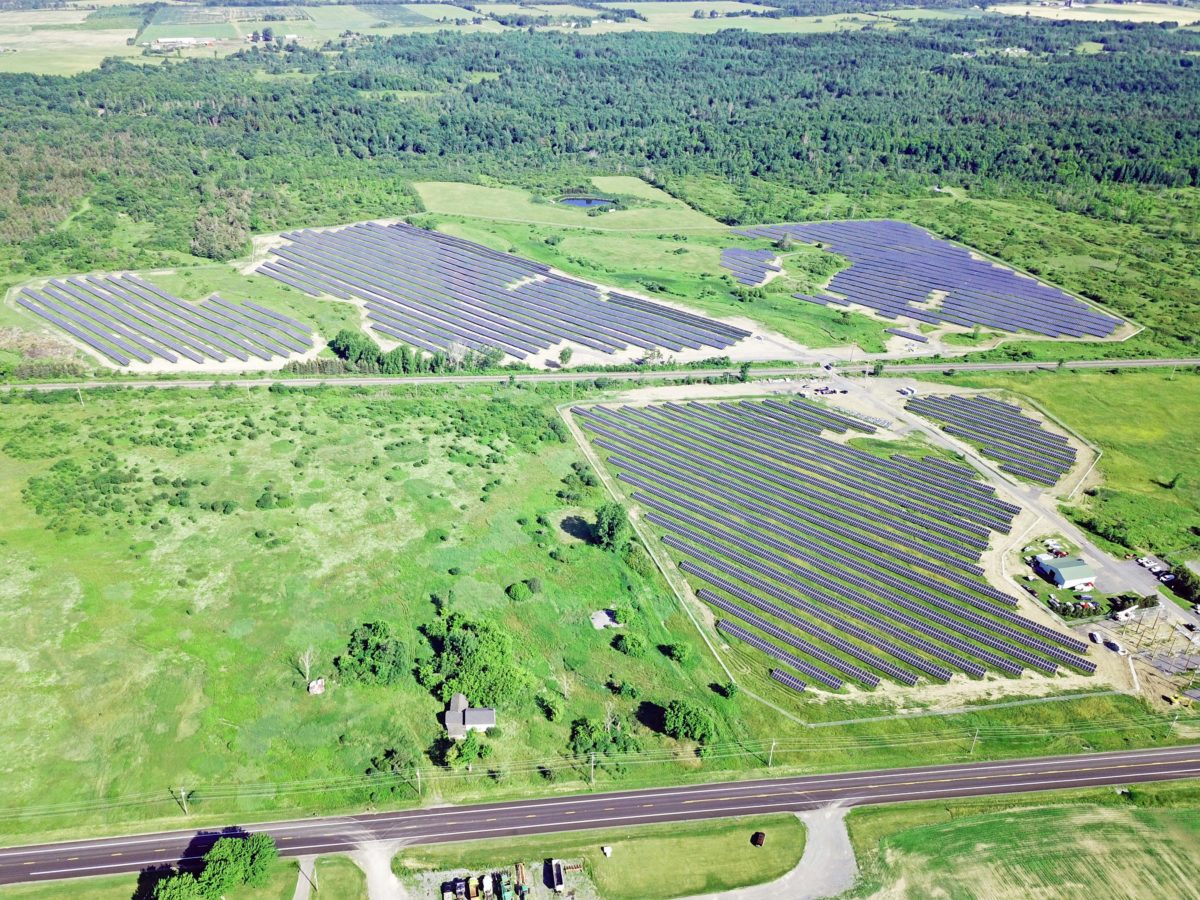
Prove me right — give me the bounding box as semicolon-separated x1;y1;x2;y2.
313;855;367;898
925;370;1200;558
395;814;805;900
846;781;1200;898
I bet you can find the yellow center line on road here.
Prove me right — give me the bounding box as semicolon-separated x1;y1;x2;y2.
524;814;537;819
67;858;78;862
485;818;497;822
678;758;1200;805
110;852;122;857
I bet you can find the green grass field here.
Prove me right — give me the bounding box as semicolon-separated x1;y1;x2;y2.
313;855;367;898
395;814;805;900
927;370;1200;558
847;780;1200;898
0;9;139;75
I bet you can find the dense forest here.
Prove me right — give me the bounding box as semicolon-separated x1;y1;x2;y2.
0;15;1197;327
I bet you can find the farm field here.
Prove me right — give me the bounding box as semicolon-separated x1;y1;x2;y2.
544;4;912;34
928;370;1200;559
395;814;806;900
0;9;139;75
993;2;1200;25
846;781;1200;898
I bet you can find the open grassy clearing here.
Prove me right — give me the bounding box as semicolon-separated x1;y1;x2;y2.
0;858;299;899
542;4;912;35
395;814;805;900
993;2;1200;25
0;382;776;840
846;780;1200;898
924;370;1200;559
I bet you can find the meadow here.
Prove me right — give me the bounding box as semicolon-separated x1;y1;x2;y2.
0;8;139;76
846;780;1200;898
395;814;806;899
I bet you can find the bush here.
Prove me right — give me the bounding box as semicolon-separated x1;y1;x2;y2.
662;642;693;665
594;501;629;551
663;699;717;745
335;622;408;685
612;632;646;657
506;581;533;602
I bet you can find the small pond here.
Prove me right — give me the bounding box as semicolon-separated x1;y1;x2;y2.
558;196;615;208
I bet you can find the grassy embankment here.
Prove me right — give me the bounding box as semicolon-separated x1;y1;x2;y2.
394;814;806;900
846;779;1200;898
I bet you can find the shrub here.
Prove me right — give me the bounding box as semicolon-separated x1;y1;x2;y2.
506;581;533;602
612;632;646;657
663;699;717;745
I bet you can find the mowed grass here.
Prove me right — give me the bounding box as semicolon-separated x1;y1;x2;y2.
847;782;1200;898
395;814;805;900
313;856;367;898
541;3;912;35
413;178;725;232
992;2;1200;25
925;370;1200;557
0;858;299;899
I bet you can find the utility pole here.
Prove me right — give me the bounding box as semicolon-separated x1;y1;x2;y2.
589;752;595;786
76;387;84;407
970;727;979;755
415;767;421;798
177;788;190;815
768;740;776;769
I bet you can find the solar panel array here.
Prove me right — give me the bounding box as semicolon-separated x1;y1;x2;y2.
885;327;929;344
258;222;750;360
907;394;1078;487
574;398;1094;693
18;275;312;367
720;248;782;286
738;220;1121;339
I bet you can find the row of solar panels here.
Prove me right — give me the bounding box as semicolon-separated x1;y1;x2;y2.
575;401;1095;691
260;222;749;359
738;220;1122;339
18;275;311;367
720;248;782;286
907;394;1077;487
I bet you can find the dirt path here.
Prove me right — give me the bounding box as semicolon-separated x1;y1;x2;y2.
350;843;409;900
684;807;858;900
291;856;316;900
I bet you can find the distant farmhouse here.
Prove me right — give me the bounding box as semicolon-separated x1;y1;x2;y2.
444;692;495;740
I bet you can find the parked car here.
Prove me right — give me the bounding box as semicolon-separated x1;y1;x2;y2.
1089;631;1100;643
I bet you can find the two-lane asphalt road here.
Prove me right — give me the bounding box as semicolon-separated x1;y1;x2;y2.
2;745;1199;886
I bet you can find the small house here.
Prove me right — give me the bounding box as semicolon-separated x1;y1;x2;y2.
444;692;496;740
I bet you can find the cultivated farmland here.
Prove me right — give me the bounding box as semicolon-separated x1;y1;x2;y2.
258;221;750;361
740;220;1124;339
575;398;1096;693
906;393;1078;487
17;275;314;369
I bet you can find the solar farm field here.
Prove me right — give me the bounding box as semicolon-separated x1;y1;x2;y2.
907;394;1078;487
17;275;314;368
258;221;749;361
720;247;781;286
575;398;1097;695
739;220;1124;339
